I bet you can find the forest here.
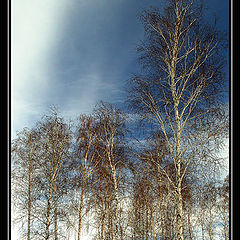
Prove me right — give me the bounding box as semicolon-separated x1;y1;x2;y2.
11;0;229;240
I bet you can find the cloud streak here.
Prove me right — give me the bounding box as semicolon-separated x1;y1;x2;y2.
11;0;153;135
11;0;229;137
11;0;71;136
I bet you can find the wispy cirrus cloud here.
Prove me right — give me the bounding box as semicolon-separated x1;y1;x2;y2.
11;0;71;136
11;0;229;138
11;0;146;136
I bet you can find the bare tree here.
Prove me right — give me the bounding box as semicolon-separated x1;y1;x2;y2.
127;0;228;239
12;128;39;240
93;102;128;240
35;108;72;240
130;169;159;240
72;114;101;240
92;166;115;240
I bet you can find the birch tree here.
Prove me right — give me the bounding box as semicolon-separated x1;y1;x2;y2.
12;128;39;240
93;102;127;240
128;0;228;239
73;114;101;240
36;108;72;240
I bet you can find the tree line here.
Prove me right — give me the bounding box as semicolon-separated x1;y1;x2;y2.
11;0;229;239
11;103;229;240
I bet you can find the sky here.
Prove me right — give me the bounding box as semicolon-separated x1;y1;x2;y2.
11;1;229;238
11;0;229;138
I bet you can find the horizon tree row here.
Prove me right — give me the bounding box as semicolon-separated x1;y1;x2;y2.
11;101;228;240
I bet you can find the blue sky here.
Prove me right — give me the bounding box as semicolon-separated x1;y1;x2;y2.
11;0;229;137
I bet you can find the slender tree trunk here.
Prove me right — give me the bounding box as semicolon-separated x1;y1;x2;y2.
46;186;53;240
173;94;184;240
77;176;85;240
173;79;184;240
100;200;105;240
161;216;166;240
27;136;32;240
150;207;156;240
187;206;193;240
160;192;166;240
222;205;228;240
100;186;107;240
53;179;58;240
112;168;120;240
170;5;184;236
176;183;184;240
109;156;120;240
200;199;205;240
208;201;213;240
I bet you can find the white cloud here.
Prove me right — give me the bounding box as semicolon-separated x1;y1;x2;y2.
11;0;70;137
11;0;146;137
11;0;127;137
